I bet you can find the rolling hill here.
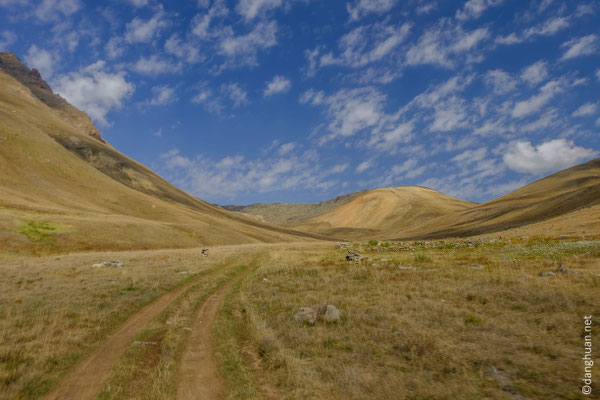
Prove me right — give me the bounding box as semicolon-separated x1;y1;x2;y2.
0;53;326;256
225;161;600;241
387;157;600;239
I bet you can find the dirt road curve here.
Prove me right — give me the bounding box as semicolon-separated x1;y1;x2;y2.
176;268;249;400
40;268;222;400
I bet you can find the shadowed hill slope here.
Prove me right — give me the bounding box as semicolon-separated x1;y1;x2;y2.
387;158;600;239
0;61;327;256
223;190;369;225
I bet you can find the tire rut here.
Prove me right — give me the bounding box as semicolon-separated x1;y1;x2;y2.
40;265;230;400
176;267;252;400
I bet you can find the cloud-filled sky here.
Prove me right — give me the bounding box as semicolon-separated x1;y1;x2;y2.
1;0;599;205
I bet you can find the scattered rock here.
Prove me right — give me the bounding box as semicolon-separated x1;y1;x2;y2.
294;307;317;325
538;271;556;277
557;235;571;239
177;271;189;275
183;327;192;332
322;305;340;323
556;264;580;275
92;260;123;268
201;249;209;257
345;250;361;263
397;265;417;271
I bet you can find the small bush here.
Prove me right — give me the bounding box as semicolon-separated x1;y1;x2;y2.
18;221;57;243
464;315;483;325
368;239;379;246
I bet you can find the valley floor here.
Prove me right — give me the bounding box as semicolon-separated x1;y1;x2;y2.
1;239;599;399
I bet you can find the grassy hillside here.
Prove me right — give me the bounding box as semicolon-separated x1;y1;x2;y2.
0;63;326;257
388;158;600;240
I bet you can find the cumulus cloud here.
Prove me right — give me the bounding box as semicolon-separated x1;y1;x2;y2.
572;102;597;117
456;0;503;21
503;139;597;174
35;0;81;21
146;85;178;106
520;61;548;86
346;0;399;21
165;34;201;63
264;75;291;96
125;10;168;43
192;82;248;115
560;34;598;60
218;20;278;66
24;44;57;78
132;55;181;75
191;0;228;39
54;61;135;126
236;0;282;20
484;69;517;94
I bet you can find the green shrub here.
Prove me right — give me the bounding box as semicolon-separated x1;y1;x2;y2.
368;239;378;246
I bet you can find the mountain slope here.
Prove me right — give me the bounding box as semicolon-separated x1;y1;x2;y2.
223;190;369;225
387;158;600;239
0;59;327;256
289;186;476;238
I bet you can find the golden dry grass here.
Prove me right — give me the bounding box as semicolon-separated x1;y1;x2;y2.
0;70;327;258
231;238;600;399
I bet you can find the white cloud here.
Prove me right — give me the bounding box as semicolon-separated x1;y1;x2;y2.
0;30;17;48
132;55;181;75
456;0;503;21
129;0;149;6
429;96;467;132
147;85;178;106
192;82;248;115
503;139;597;174
496;16;570;45
320;22;411;68
368;120;413;151
452;147;487;165
125;11;168;43
484;69;517;94
218;20;278;66
596;69;600;82
158;148;344;202
24;45;56;79
520;61;548;86
236;0;282;20
54;61;135;126
264;75;291;96
405;22;489;68
356;160;373;173
560;34;598;61
221;82;248;107
346;0;399;21
511;79;563;118
572;102;597;117
105;37;125;60
165;34;201;63
304;87;387;142
191;0;229;39
35;0;81;21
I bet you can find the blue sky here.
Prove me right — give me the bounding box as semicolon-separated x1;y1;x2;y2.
1;0;599;205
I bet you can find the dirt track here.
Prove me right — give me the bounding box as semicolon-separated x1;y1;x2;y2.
40;266;226;400
176;267;250;400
